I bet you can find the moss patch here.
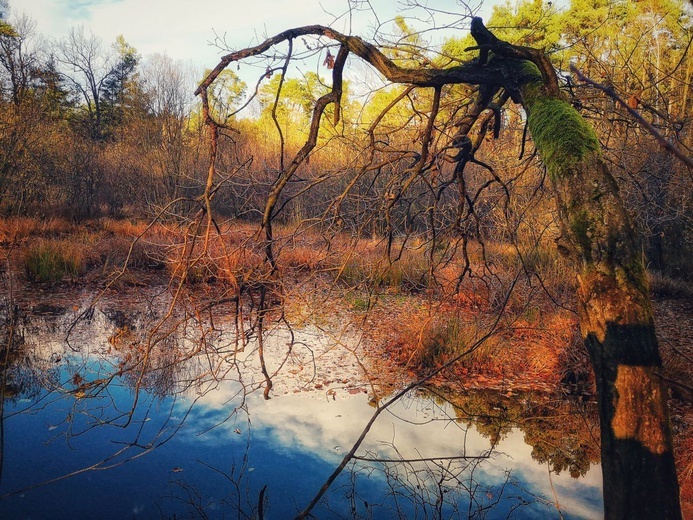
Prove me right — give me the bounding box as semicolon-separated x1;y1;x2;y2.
569;209;593;255
522;78;601;179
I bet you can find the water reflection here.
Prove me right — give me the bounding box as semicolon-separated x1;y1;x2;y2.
0;293;603;519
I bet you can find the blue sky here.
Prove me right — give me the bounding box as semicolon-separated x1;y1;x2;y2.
11;0;494;69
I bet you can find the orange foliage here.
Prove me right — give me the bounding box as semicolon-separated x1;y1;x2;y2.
679;427;693;519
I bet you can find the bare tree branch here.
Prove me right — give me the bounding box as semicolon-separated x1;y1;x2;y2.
571;65;693;171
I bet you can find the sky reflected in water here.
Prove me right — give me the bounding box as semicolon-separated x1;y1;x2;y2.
0;296;603;519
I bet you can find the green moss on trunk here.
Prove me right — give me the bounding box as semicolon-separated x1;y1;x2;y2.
527;97;601;178
519;65;601;180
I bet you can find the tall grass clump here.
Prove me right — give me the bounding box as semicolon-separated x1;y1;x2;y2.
23;240;87;282
337;249;430;292
403;314;499;371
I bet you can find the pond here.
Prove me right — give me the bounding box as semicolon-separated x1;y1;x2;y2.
0;289;603;519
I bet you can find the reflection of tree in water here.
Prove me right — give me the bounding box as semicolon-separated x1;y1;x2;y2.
426;388;600;479
0;299;249;502
286;389;594;519
1;295;604;518
0;303;58;491
336;452;519;518
1;307;58;402
153;402;541;520
105;310;249;399
92;307;601;517
156;413;266;519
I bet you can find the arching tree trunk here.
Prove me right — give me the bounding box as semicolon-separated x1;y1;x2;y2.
519;63;682;519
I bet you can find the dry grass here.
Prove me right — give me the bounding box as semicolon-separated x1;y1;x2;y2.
164;232;267;288
23;239;92;282
99;217;154;237
372;271;585;392
4;217;177;281
333;240;431;293
91;236;168;271
0;216;73;242
392;308;501;372
678;428;693;520
276;244;327;272
649;270;693;299
521;313;586;387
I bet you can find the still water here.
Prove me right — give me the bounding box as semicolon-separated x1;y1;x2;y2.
0;291;603;518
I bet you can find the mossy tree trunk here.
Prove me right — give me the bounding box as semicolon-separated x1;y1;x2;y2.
519;63;682;520
463;18;682;516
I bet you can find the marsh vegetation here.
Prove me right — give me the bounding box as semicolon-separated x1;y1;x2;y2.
1;0;693;517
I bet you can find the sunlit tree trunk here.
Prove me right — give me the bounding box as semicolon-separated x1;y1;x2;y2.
520;65;682;520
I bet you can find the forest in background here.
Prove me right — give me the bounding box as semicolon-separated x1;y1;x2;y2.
0;0;691;282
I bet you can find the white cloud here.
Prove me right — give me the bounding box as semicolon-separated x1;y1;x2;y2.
16;0;382;65
14;0;476;67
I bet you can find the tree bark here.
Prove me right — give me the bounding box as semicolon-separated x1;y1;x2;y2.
518;61;682;520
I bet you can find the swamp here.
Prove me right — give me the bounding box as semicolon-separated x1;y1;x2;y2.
2;0;693;518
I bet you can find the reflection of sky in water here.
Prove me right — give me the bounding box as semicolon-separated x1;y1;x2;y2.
0;302;603;519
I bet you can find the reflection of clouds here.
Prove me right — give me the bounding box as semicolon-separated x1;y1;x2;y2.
493;428;602;519
23;298;602;518
184;384;602;519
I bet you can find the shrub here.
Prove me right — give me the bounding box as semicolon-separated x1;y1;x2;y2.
23;240;87;282
404;313;498;370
